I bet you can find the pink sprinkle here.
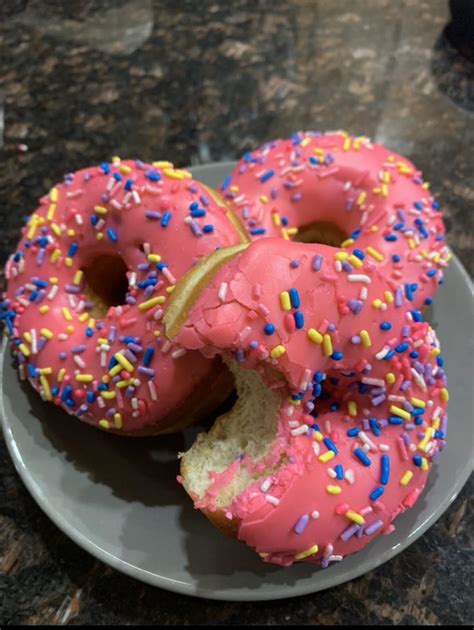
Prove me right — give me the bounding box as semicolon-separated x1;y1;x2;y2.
284;313;295;333
397;437;409;461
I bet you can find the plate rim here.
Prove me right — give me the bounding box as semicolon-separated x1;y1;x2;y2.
1;162;473;601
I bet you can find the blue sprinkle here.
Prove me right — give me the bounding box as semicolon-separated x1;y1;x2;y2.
384;350;396;360
392;254;401;263
323;437;338;454
86;392;95;404
380;322;391;331
411;310;422;322
90;215;98;226
264;323;275;335
331;351;343;361
369;418;380;436
312;383;322;398
85;327;93;337
432;201;440;209
145;170;160;181
107;228;118;242
191;209;206;217
411;408;424;416
426;269;437;278
29;290;38;302
161;212;171;227
414;416;423;426
143;346;154;366
434;430;444;439
335;464;344;480
393;222;405;231
124;178;133;191
436;356;444;367
384;234;397;242
68;242;78;257
260;169;274;183
354;448;371;466
294;311;304;329
27;364;37;378
289;288;300;308
113;172;122;181
221;175;231;192
370;486;384;501
380;455;390;485
97;383;108;391
353;249;365;260
203;224;214;233
33;279;48;288
250;228;266;235
347;427;359;437
424;297;433;305
51;386;59;396
388;416;403;425
61;385;72;402
330;402;339;412
413;201;423;210
410;350;419;358
413;455;422;467
99;162;110;174
313;371;325;383
395;342;409;353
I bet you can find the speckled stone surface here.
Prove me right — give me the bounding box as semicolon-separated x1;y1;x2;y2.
0;0;472;624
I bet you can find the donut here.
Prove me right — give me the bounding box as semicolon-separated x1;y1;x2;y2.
164;238;448;566
221;130;450;311
2;158;248;435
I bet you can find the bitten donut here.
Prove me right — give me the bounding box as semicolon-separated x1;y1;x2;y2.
2;158;248;435
164;238;448;567
222;130;450;311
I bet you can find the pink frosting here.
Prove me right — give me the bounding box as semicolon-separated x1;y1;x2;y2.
174;238;448;566
2;159;242;432
222;131;449;310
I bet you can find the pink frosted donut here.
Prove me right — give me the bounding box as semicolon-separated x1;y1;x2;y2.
166;238;449;566
221;130;450;311
2;158;247;434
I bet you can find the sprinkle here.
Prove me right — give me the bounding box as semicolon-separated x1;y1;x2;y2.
345;510;365;525
389;405;411;421
365;520;384;536
348;400;357;417
312;255;323;271
319;450;335;463
294;514;309;534
348;274;371;283
400;470;414;486
370;486;384;501
61;307;73;321
380;455;390;485
354;448;371;466
280;291;291;311
265;494;280;506
270;345;286;359
307;328;323;344
366;246;384;262
218;282;228;302
326;485;342;495
289;288;300;308
295;544;319;561
323;334;333;357
113;352;134;373
94;205;107;215
360;330;372;347
138;296;165;311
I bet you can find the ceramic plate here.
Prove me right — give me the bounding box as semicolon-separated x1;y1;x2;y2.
1;163;473;601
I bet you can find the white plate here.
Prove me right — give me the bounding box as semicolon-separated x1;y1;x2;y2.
1;162;473;601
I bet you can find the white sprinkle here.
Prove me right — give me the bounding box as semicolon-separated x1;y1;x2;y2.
129;272;136;287
375;345;390;360
328;555;343;563
171;348;186;359
18;298;29;307
359;286;368;300
111;199;122;210
388;394;406;403
291;425;309;437
311;510;320;520
97;396;105;408
288;420;299;428
100;351;107;367
411;367;427;390
335;260;342;272
327;468;337;479
218;282;228;302
312;441;320;456
74;355;85;368
74;214;83;225
260;478;272;493
30;329;37;355
161;340;172;354
345;469;355;485
379;443;390;452
361;377;385;387
95;218;105;231
239;326;252;342
162;267;176;284
153;308;164;321
57;333;68;341
265;494;280;506
132;190;141;204
131;397;138;410
348;274;371;283
148;380;157;401
47;285;59;300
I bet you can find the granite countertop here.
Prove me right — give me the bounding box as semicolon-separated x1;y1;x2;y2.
0;0;473;625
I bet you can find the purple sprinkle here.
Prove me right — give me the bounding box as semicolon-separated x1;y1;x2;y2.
291;192;302;202
394;287;403;307
365;520;384;536
355;524;365;539
65;284;80;294
190;220;202;237
290;259;300;268
125;386;135;399
401;325;410;337
362;418;370;430
128;343;143;353
371;394;386;406
108;326;116;343
320;556;330;569
37;338;47;352
124;349;137;363
294;514;309;534
126;295;137;305
137;263;150;271
351;335;361;344
405;423;415;431
378;419;388;428
327;323;337;332
77;404;88;416
200;194;209;207
36;249;45;266
145;211;161;220
270;188;278;200
402;432;411;446
400;380;411;391
137;366;154;377
312;255;323;271
71;344;86;354
340;523;360;541
36;289;46;303
144;285;154;298
58;351;67;360
341;261;353;273
234;349;245;363
249;340;258;349
345;198;354;210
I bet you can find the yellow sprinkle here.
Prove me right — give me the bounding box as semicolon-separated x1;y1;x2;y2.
287;227;298;236
307;328;323;344
421;457;429;471
370;225;378;233
94;205;107;215
40;328;53;339
410;397;426;408
440;388;449;402
101;375;109;383
348;255;363;269
430;347;441;357
62;307;73;321
120;164;132;175
50;249;61;263
270;345;286;359
280;291;291;311
47;203;56;221
295;544;319;561
114;413;123;429
383;291;394;304
76;374;93;383
73;270;83;285
23;331;32;343
280;227;290;240
381;184;389;197
99;419;110;430
259;194;269;203
153;330;161;337
408;238;416;250
432;417;440;430
96;233;104;240
366;246;384;262
345;510;365;525
111;155;121;164
114;352;134;373
356;191;367;206
38;367;52;375
390;405;411;421
138;296;166;311
340;238;354;249
65;325;75;334
319;450;335;463
386;372;395;384
383;171;391;184
272;212;281;227
57;368;66;382
166;285;175;294
101;390;116;400
313;431;324;442
372;298;383;309
360;330;372;347
98;337;108;345
147;253;161;263
65;257;73;267
18;343;30;357
39;305;49;314
26;217;38;240
66;229;75;237
229;185;239;193
78;313;89;323
51;222;61;236
163;167;191;180
418;427;435;451
87;318;95;329
300;137;311;147
400;471;413;486
322;333;333;357
334;251;349;261
40;374;52;400
49;187;58;202
348;400;357;417
343;138;351;151
326;485;342;495
116;379;133;389
259;552;269;558
49;277;58;284
288;397;301;406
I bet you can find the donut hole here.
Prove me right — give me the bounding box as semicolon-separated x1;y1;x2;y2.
295;221;346;248
82;255;129;317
